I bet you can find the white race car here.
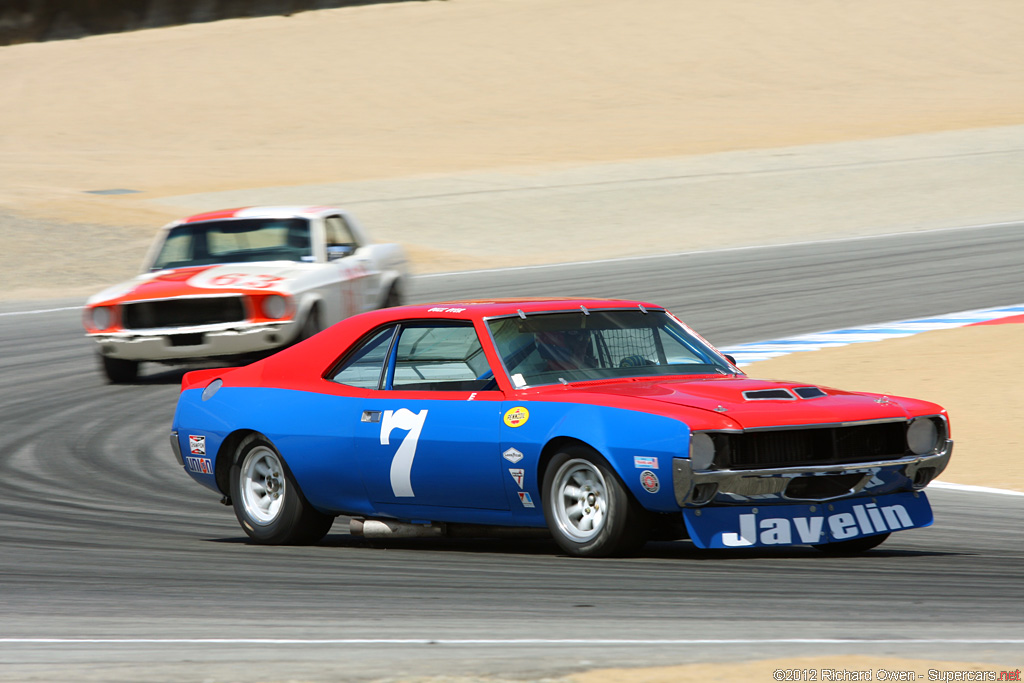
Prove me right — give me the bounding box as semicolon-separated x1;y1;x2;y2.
83;206;408;383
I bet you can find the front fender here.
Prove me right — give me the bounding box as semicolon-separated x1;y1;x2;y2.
502;401;690;513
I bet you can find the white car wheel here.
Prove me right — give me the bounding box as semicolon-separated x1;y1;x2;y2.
542;446;648;557
229;434;334;544
550;458;609;543
239;445;286;525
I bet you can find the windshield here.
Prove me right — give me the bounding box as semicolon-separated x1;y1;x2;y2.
487;309;734;388
150;218;313;270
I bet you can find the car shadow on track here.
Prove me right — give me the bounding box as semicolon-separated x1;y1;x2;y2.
207;532;958;561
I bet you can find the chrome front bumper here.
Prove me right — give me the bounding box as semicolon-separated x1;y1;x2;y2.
89;320;298;361
673;439;953;506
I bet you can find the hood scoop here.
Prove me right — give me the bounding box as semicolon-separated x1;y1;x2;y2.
793;386;827;399
743;387;826;401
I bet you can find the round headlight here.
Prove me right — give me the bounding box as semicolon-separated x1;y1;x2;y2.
91;306;112;330
689;432;716;470
261;295;288;319
907;418;939;455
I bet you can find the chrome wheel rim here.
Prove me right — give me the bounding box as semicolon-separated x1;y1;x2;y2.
240;446;286;525
551;458;608;542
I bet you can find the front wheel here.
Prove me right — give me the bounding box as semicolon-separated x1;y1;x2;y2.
100;355;139;383
297;306;321;342
229;434;334;545
542;446;648;557
813;532;891;554
382;282;402;308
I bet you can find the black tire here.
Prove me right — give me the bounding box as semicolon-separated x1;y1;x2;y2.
100;354;139;383
297;305;321;342
813;532;891;554
541;445;649;557
229;434;334;545
382;282;402;308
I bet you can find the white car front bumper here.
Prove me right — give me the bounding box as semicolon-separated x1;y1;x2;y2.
89;320;299;362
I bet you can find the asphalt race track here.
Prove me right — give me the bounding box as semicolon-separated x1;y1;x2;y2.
1;225;1022;682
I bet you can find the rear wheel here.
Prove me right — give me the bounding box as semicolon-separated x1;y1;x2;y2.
813;532;890;554
542;446;648;557
229;434;334;545
100;355;139;383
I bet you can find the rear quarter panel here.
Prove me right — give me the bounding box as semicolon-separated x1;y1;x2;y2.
173;386;376;516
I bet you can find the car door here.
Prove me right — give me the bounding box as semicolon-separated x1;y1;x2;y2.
324;214;376;315
329;320;508;511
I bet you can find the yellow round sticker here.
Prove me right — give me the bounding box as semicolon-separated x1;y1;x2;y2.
503;406;530;428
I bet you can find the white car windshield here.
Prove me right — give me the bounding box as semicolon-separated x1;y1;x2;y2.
487;309;735;387
150;218;313;270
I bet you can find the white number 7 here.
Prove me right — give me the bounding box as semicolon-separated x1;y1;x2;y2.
380;408;428;497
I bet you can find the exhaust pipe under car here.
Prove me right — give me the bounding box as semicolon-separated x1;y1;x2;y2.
349;518;549;539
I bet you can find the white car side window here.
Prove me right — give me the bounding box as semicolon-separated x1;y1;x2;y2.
325;215;359;259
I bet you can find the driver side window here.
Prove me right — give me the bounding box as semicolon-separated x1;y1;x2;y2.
328;322;496;391
391;323;493;391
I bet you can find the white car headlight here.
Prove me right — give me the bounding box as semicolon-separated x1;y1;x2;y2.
91;306;112;329
261;295;288;319
689;432;716;470
907;418;940;455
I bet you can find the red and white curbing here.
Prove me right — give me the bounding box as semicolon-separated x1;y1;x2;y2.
725;304;1024;366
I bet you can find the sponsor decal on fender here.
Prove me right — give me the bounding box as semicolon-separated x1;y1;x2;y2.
508;468;525;489
633;456;658;469
503;406;529;428
503;447;524;463
518;491;535;508
186;456;213;474
640;470;660;493
189;434;206;455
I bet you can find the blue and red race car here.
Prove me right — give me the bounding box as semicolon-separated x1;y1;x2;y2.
171;298;952;556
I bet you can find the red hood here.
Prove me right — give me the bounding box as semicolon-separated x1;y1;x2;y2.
559;375;920;429
120;267;221;300
87;263;304;306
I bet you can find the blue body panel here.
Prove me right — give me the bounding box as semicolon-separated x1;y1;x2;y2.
172;385;692;524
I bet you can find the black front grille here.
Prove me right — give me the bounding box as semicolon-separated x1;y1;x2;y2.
785;474;865;499
121;297;245;329
712;421;907;470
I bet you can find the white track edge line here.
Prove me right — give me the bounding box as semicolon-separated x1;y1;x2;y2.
1;638;1022;646
929;481;1024;496
0;305;83;317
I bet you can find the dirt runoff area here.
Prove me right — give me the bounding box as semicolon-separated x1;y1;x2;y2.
0;1;1022;676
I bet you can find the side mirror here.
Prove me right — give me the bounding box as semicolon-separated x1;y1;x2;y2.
724;354;737;366
327;245;355;260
